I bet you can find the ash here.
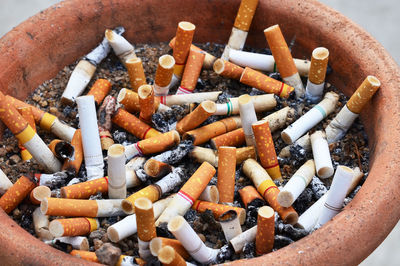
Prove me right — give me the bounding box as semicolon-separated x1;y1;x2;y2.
152;105;190;132
152;140;193;165
310;176;328;200
293;188;314;214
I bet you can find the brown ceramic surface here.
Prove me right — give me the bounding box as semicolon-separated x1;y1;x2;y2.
0;0;398;265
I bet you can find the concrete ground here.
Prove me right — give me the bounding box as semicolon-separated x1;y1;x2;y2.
0;0;399;265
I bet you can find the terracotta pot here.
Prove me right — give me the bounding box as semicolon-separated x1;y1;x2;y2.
0;0;399;265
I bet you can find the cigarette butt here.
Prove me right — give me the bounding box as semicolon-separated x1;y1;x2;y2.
217;146;237;204
169;37;216;69
150;237;190;260
233;0;259;32
48;139;74;160
70;250;100;263
213;59;244;80
108;144;127;199
30;185;51;205
230;225;257;254
190;146;218;167
239;185;264;208
6;95;46;126
17;107;35;161
243;159;298;224
173;22;196;77
239;67;294;98
261;106;295;132
0;169;13;196
62;129;83;174
138;84;155;123
154;55;175;96
192;200;246;225
144;159;172;178
311;131;334;178
176;101;216;134
211;128;245;149
86;79;112;105
47;236;89;251
346;75;381;114
238;94;257;147
215;94;276;116
183;116;241;145
308;47;329;85
255;206;274;255
219;210;243;241
112;108;161;139
159;91;222;106
99;130;114;150
126;57;147;92
117;88;160;113
198;185;219;203
0;175;36;213
236;146;256;164
158;245;187;266
177;49;205;94
32;207;52;240
50;217;99;237
121;185;161;214
61;177;109;199
105;29;136;63
252;120;282;181
135;198;157;243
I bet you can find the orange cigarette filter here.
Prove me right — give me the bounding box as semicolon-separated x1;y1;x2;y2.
138;84;155;123
255;206;275;255
0;93;31;135
144;159;172;178
42;198;99;217
239;185;264;208
61;176;108;199
70;250;99;263
112;108;161;139
137;130;180;155
263;25;297;79
172;22;196;77
158;245;186;266
240;67;294;98
176;101;216;134
17;107;36;161
217;146;237;204
233;0;259;32
252;120;282;181
62;129;83;174
51;217;98;237
135;197;157;242
126;57;147;92
30;185;51;205
179;49;205;92
86;79;112;105
236;146;256;164
308;48;329;85
117;88;160;114
211;128;245;149
155;55;175;88
122;185;161;214
183;116;241;145
0;175;36;213
99;130;114;151
192;200;246;225
151;237;190;260
346;76;381;114
213;59;244;80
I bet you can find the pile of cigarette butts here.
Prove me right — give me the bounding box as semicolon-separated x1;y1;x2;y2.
0;0;380;265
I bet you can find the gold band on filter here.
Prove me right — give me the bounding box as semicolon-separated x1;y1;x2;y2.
135;197;157;242
255;206;275;255
217;146;237;204
155;55;175;87
126;57;147;92
15;125;36;145
17;107;36;161
39;112;57;131
308;47;329;85
346;76;381;114
233;0;259;32
264;25;298;78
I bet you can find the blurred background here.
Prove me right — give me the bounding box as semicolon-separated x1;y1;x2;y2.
0;0;398;265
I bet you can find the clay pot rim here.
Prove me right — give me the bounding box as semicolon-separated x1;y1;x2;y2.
0;0;398;265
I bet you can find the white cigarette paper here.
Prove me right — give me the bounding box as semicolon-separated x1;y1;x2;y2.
76;96;104;180
46;236;89;251
168;216;219;264
311;131;334;178
228;49;311;77
219;210;243;242
238;94;257;147
50;118;77;142
279;133;311;158
108;144;127;199
215;94;276;116
198;185;219;203
159;91;222;106
230;225;257;253
325;105;359;144
281;91;339;144
278;160;315;207
105;29;136;63
33;207;53;241
221;27;248;60
0;168;12;195
317;166;354;226
261;106;295;133
138;238;152;260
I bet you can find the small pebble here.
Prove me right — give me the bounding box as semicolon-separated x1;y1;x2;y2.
95;243;121;266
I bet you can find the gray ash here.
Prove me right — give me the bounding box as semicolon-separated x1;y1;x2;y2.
152;140;193;165
292;188;313;214
310;176;328;200
245;199;265;228
112;130;128;144
152;105;190;132
216;244;235;264
275;222;308;241
155;222;174;239
135;169;149;183
216;91;234;103
242;242;256;259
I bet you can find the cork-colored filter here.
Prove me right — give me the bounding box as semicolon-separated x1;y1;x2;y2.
233;0;259;32
62;129;83;174
51;217;98;237
145;159;172;178
346;76;380;114
236;146;257;164
255;206;275;255
239;185;264;208
61;177;108;199
217;146;237;203
211;128;245;149
192;200;246;225
176;101;216;134
86;79;112;105
138;84;155;123
308;47;329;85
42;198;98;217
173;22;196;65
126;57;147;92
135;197;157;242
158;245;187;266
240;67;294;98
5;95;45;124
112;108;161;139
213;59;244;80
117;88;161;114
17;107;36;161
155;55;175;87
122;185;161;214
264;25;298;78
150;237;190;259
180;49;205;91
180;162;216;202
0;175;36;213
138;130;180;155
70;250;99;263
252;120;282;180
0;92;30;135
